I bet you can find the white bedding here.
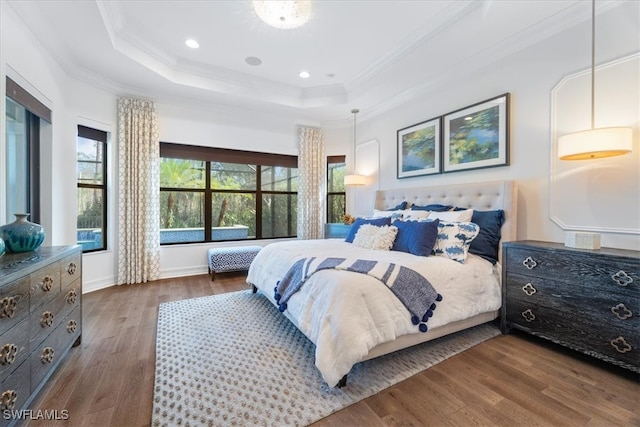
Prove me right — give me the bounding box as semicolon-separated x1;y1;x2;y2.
246;238;502;387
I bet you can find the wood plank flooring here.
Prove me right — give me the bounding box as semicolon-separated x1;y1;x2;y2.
26;273;639;427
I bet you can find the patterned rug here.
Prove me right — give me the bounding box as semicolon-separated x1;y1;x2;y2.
152;290;500;427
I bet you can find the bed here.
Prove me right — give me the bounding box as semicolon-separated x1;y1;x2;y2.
247;180;517;387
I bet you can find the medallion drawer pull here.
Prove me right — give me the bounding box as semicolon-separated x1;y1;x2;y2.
41;275;54;292
0;297;17;318
67;319;77;333
611;271;633;287
611;303;632;320
40;311;55;328
521;309;536;322
65;289;78;304
0;390;17;410
66;262;77;275
610;337;632;354
523;256;537;270
0;343;18;365
41;347;55;364
522;283;537;296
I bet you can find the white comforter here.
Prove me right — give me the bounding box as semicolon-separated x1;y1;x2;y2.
246;239;501;387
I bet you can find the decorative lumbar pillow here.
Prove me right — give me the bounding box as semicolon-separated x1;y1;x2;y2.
392;219;440;256
345;217;392;243
468;209;505;264
432;221;480;263
352;224;398;251
430;208;473;223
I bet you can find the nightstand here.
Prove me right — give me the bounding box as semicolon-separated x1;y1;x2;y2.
324;223;351;239
501;240;639;373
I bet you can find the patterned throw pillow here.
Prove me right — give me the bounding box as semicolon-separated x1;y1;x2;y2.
432;221;480;263
352;224;398;251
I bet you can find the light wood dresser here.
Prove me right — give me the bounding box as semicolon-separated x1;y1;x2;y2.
0;245;82;425
501;240;639;373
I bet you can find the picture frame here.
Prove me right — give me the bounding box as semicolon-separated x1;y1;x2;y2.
442;93;509;173
397;116;441;179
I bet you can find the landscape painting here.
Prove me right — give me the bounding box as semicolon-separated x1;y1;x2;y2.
397;117;441;178
443;93;509;173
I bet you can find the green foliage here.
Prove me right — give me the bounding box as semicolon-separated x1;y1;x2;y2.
448;106;499;165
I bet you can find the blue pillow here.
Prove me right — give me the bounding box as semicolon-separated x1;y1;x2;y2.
388;201;407;210
468;209;504;264
344;217;392;243
411;203;452;212
392;219;440;256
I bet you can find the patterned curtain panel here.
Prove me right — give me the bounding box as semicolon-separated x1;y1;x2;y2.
117;98;161;284
297;126;326;240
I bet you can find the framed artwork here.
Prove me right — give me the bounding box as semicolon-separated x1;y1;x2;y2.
397;117;441;178
443;93;509;173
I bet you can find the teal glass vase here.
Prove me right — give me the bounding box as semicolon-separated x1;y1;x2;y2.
0;213;46;253
0;236;5;257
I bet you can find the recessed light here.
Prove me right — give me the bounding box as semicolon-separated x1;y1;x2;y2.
299;71;310;79
185;39;199;49
245;56;262;66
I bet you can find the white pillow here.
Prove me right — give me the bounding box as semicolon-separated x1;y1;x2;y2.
352;224;398;251
430;208;473;222
432;220;480;263
402;210;431;221
372;209;404;222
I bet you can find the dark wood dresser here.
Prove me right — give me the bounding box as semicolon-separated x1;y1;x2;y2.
0;246;82;424
501;240;639;373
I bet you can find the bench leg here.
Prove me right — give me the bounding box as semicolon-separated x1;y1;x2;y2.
209;268;216;281
252;284;257;293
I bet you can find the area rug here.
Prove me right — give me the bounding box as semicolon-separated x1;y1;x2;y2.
152;290;500;427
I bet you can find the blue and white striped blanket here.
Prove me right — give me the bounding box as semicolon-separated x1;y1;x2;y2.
274;257;443;333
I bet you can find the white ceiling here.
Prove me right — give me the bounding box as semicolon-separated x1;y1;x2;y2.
6;0;608;124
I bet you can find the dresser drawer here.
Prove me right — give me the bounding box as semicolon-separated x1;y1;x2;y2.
60;252;81;289
30;294;68;347
0;359;30;425
505;299;639;370
0;277;30;330
0;319;29;381
505;273;638;335
505;247;638;293
30;262;61;311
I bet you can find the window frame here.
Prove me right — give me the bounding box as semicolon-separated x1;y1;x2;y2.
77;125;108;253
326;155;346;224
159;142;298;244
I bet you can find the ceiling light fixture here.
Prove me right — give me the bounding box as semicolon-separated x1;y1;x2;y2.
557;0;632;160
253;0;312;30
185;39;199;49
299;71;310;79
344;108;367;187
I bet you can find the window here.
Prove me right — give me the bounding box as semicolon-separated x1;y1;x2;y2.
77;125;107;252
5;77;51;223
327;155;346;223
159;143;298;244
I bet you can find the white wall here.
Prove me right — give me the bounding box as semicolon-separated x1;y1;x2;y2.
1;2;638;294
347;1;639;251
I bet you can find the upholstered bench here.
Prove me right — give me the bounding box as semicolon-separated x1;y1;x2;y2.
207;245;262;281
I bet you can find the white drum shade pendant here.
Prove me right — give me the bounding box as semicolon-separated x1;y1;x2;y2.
558;0;632;160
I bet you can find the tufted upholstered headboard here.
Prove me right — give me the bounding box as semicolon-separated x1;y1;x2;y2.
375;180;518;262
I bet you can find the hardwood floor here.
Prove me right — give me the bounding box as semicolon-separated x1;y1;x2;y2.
26;273;639;427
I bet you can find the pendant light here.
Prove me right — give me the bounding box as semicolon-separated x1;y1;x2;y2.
557;0;633;160
344;109;367;186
